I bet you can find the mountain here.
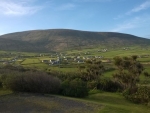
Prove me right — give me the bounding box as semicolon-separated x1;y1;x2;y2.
0;29;150;52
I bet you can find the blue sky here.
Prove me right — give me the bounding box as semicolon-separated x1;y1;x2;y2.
0;0;150;38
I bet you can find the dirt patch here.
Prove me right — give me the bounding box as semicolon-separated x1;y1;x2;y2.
0;93;102;113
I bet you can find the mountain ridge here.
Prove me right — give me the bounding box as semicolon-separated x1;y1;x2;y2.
0;29;150;52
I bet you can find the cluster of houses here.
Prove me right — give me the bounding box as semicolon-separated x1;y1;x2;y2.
0;58;18;65
42;59;60;65
123;47;130;50
41;55;108;65
98;49;108;52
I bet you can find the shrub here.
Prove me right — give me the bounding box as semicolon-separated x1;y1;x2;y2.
97;79;123;92
0;77;2;88
113;56;143;91
5;71;61;94
87;80;98;89
60;79;89;97
0;74;3;88
48;71;82;82
0;72;21;89
2;64;26;72
123;86;150;105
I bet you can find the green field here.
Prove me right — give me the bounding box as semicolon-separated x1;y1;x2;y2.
21;58;41;65
86;91;150;113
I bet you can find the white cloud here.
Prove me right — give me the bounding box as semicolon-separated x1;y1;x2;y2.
111;15;150;32
114;0;150;20
126;0;150;15
0;0;42;16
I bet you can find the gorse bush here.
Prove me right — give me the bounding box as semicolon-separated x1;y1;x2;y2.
113;56;144;91
1;65;26;72
60;79;89;97
0;77;2;88
48;71;82;81
123;86;150;104
0;71;22;89
5;71;61;94
97;79;123;92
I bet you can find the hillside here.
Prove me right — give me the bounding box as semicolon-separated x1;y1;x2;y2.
0;29;150;52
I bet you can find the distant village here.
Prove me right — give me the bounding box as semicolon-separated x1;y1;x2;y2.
0;49;110;66
0;47;150;66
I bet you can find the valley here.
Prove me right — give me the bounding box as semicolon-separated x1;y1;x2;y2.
0;29;150;113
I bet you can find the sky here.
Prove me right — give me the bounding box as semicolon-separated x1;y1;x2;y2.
0;0;150;38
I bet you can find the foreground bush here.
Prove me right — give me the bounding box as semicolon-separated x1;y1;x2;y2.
61;79;89;97
97;79;123;92
0;79;2;88
123;86;150;105
5;71;61;94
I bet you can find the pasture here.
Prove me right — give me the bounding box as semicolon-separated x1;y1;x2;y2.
21;58;41;65
86;91;150;113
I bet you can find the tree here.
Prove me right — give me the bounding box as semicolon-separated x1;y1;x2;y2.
79;59;105;89
143;71;150;84
61;79;88;97
113;56;144;93
143;71;150;78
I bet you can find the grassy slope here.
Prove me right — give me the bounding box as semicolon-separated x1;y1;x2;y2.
86;91;150;113
0;90;101;113
0;89;150;113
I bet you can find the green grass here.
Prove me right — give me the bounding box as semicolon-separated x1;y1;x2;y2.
21;58;41;65
0;89;12;96
144;65;150;73
103;70;115;78
66;46;150;59
38;56;56;61
23;63;49;70
138;57;150;62
0;51;6;54
85;91;150;113
49;66;78;72
0;89;150;113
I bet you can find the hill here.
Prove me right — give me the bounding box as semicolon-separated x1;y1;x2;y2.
0;29;150;52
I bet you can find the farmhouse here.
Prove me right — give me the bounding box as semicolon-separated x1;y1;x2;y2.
49;59;59;65
77;60;84;63
42;60;49;63
50;59;56;63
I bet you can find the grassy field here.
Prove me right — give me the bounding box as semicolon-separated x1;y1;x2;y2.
138;57;150;62
21;58;41;65
86;91;150;113
48;66;79;72
66;46;150;58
